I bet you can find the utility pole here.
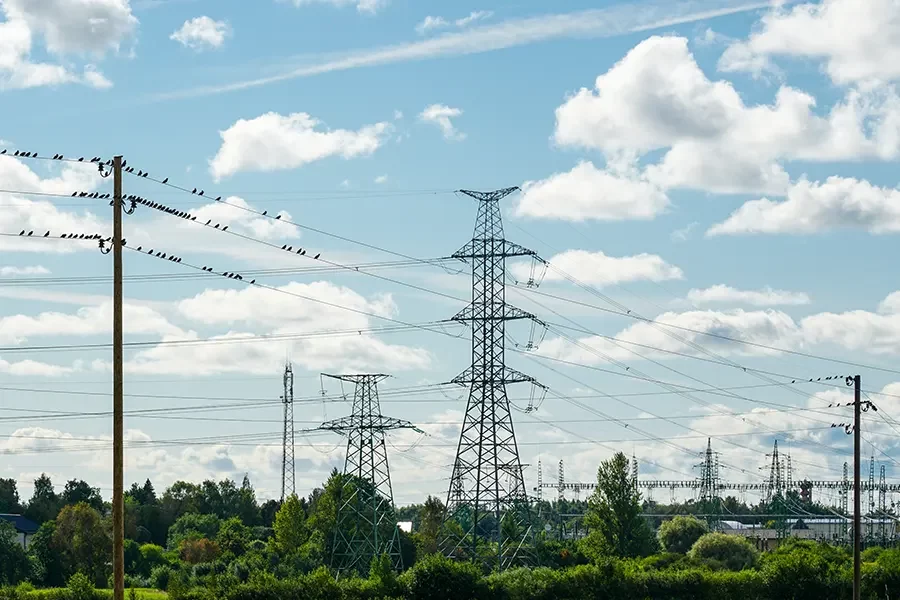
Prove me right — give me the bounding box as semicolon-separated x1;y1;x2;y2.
112;155;124;600
853;374;861;600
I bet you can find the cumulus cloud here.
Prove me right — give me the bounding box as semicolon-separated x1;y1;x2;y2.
708;177;900;236
552;35;900;198
416;10;492;34
170;16;231;51
209;112;391;180
515;160;669;222
516;249;683;287
419;104;465;141
0;358;76;376
718;0;900;86
687;285;811;307
415;16;448;34
0;265;49;276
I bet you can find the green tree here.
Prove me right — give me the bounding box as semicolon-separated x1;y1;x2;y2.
28;520;64;587
0;478;22;514
414;495;444;557
61;479;103;512
0;520;28;585
53;502;112;587
24;474;60;524
579;452;657;559
218;516;252;556
657;515;709;554
236;475;260;525
138;544;167;578
689;532;759;570
273;494;307;555
166;513;220;549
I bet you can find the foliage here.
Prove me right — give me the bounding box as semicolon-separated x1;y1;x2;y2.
149;566;173;592
138;545;168;578
657;516;709;554
689;533;759;571
53;504;112;587
272;495;306;556
28;521;64;587
580;452;657;560
66;573;95;600
0;521;29;586
399;553;489;600
25;475;60;525
178;539;220;565
411;496;444;558
218;518;252;557
0;479;22;514
167;515;220;550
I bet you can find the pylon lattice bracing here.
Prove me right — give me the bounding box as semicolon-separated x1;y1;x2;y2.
281;362;295;501
442;187;543;570
319;374;419;574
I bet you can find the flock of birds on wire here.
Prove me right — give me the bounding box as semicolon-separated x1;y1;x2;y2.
3;148;330;289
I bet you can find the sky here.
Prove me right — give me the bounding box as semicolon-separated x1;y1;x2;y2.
1;0;900;509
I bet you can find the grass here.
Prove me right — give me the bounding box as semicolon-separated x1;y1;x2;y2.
19;590;166;600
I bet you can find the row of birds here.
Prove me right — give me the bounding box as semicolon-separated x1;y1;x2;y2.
18;230;105;240
280;244;321;260
1;150;108;163
198;267;257;284
133;246;183;263
128;195;234;231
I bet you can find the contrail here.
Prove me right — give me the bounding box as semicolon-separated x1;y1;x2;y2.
155;0;787;101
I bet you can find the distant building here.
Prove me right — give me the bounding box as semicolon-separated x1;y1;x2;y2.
0;514;39;549
397;521;413;533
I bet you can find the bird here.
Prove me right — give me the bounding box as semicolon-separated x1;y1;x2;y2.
205;220;211;225
14;151;20;156
296;249;302;254
0;150;5;154
300;249;306;256
142;172;148;178
18;230;24;236
222;226;228;231
281;245;287;250
236;275;243;280
314;253;320;259
215;196;221;201
43;231;49;237
161;253;167;259
162;178;168;184
250;279;256;285
192;188;197;194
261;211;267;216
191;216;196;221
275;215;282;220
61;234;68;239
199;190;204;196
78;157;84;161
27;231;33;236
155;252;161;257
137;246;142;251
214;224;220;229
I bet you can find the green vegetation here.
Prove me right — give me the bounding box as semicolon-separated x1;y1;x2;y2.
0;453;897;600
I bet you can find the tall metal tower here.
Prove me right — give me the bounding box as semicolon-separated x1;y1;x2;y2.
842;462;850;515
765;440;784;502
869;454;876;516
631;454;639;492
319;373;420;573
697;439;720;504
536;459;543;503
281;362;295;501
442;187;543;570
558;460;565;503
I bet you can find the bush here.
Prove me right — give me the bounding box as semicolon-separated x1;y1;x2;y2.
399;554;491;600
689;533;758;571
67;573;96;600
149;565;172;591
658;516;710;554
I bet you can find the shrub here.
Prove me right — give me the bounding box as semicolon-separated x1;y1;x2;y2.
67;572;95;600
149;565;172;591
689;533;758;571
399;554;491;600
658;516;710;554
138;544;167;577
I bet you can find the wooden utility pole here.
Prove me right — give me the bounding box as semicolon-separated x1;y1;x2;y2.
112;155;125;600
853;374;861;600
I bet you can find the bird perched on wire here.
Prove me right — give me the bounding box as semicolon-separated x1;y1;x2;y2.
162;178;168;184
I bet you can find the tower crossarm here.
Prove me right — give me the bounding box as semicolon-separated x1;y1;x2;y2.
319;415;421;434
458;188;520;202
452;239;537;260
452;302;539;323
450;365;538;387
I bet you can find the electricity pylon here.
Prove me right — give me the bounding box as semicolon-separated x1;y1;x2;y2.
281;362;295;501
319;373;420;573
442;187;545;570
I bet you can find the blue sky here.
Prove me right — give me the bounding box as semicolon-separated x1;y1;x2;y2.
1;0;900;507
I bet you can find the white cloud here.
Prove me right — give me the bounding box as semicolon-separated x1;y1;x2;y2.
159;0;774;100
0;265;49;276
687;285;811;307
288;0;387;14
719;0;900;85
708;176;900;236
0;358;76;376
419;104;465;141
170;16;231;51
209;112;390;180
415;16;448;34
172;196;299;240
455;10;492;27
670;222;698;242
554;35;900;196
374;174;388;184
2;0;137;56
393;109;403;120
517;249;683;287
515;160;669;222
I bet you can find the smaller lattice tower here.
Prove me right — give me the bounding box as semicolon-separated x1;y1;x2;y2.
697;439;720;504
558;460;565;502
281;362;295;501
841;462;850;514
537;459;543;502
869;454;876;516
631;454;639;492
765;440;784;502
319;373;421;573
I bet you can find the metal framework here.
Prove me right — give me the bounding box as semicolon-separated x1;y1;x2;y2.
281;362;295;501
442;187;543;570
765;440;784;502
319;373;419;573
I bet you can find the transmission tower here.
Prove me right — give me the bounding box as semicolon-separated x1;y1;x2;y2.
281;362;295;501
869;454;876;516
842;462;850;515
765;440;784;502
880;465;888;545
631;454;639;492
557;460;565;503
442;187;544;570
536;459;543;503
319;373;420;573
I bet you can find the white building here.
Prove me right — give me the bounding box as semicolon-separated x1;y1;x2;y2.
0;514;39;549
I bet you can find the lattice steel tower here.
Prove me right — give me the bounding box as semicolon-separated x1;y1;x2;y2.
319;374;419;573
443;187;543;570
765;440;784;502
281;362;295;501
